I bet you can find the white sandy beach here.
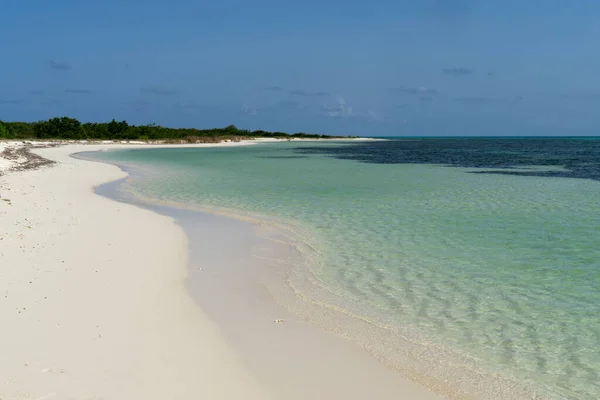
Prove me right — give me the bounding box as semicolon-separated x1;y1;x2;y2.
0;142;272;400
1;140;441;400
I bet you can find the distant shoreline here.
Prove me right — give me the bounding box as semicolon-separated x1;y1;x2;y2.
0;117;359;142
0;137;380;174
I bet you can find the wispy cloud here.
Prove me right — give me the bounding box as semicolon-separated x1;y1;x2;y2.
347;110;383;122
393;86;438;95
289;89;330;97
275;100;300;109
442;67;475;77
65;88;92;94
126;99;152;106
173;101;201;109
321;95;353;118
320;94;381;121
40;99;61;106
140;86;179;96
242;104;258;116
573;93;600;102
0;99;23;105
49;60;72;71
366;110;384;121
455;96;492;105
264;86;284;91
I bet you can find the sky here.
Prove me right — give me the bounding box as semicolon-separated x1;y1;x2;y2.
1;0;600;136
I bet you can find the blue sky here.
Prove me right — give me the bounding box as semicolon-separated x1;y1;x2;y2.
1;0;600;136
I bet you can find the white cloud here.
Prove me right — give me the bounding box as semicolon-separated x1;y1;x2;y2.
321;95;354;118
242;104;258;116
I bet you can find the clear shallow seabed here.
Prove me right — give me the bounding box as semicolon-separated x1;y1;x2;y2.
85;139;600;399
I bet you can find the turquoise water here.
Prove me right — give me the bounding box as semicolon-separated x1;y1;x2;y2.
87;141;600;399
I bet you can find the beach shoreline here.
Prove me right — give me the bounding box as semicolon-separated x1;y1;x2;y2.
0;139;436;400
1;140;548;400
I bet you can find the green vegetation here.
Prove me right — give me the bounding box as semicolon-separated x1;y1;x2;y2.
0;121;8;138
0;117;343;142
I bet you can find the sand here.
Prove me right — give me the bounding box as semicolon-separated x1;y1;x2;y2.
0;140;442;400
0;142;271;400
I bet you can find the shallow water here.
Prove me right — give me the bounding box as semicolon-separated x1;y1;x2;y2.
86;139;600;399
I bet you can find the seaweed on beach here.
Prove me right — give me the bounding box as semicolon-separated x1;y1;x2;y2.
1;144;57;173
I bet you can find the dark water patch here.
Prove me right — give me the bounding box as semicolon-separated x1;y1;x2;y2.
256;155;309;159
295;138;600;181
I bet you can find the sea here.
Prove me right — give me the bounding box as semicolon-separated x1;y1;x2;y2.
83;138;600;399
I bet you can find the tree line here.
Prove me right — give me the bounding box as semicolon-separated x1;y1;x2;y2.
0;117;342;142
